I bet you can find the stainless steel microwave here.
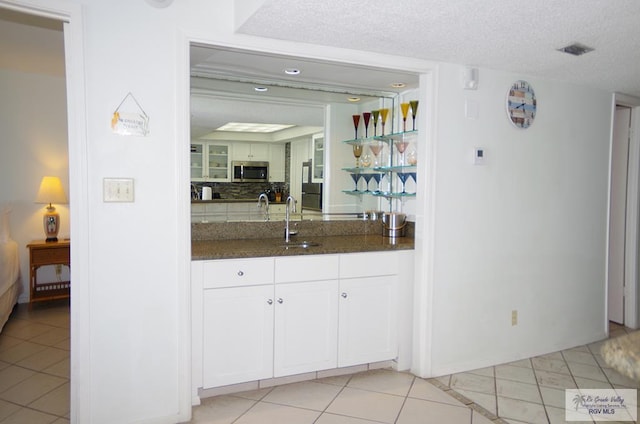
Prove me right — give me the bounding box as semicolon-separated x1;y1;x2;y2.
232;161;269;182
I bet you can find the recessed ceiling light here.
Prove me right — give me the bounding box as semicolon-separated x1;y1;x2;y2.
284;68;301;75
254;86;268;92
347;97;361;102
391;82;406;88
557;43;594;56
216;122;295;133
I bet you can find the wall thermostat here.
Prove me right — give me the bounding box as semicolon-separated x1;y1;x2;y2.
473;147;485;165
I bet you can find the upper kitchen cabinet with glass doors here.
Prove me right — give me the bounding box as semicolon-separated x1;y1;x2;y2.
312;133;324;183
190;141;231;182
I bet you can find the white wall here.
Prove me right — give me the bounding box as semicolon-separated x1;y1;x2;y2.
0;68;69;302
418;63;611;376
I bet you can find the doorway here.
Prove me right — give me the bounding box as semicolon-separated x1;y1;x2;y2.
608;105;631;324
608;98;640;329
0;0;88;422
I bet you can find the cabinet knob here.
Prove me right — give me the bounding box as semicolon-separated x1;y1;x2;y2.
237;270;244;276
277;298;284;304
267;299;273;305
341;292;348;298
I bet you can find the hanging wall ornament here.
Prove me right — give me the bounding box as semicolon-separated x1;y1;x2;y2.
111;92;150;136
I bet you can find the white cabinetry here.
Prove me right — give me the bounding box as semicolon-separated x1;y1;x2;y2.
274;280;338;376
338;251;398;367
312;133;324;183
200;258;274;387
269;143;286;182
233;142;270;161
191;142;230;182
274;255;339;376
202;285;273;387
193;251;403;394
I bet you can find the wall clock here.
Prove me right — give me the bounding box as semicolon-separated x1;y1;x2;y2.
506;80;536;129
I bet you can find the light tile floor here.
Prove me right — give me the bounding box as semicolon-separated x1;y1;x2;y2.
0;301;637;424
191;323;639;424
0;300;70;424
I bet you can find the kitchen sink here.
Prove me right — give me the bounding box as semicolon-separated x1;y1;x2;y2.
281;240;321;249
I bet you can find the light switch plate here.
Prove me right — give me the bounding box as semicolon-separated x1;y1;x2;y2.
103;178;134;202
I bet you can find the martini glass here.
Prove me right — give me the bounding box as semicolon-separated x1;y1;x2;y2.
352;143;363;167
394;139;410;166
369;141;384;167
362;112;371;138
350;173;359;192
371;173;382;194
361;174;373;193
400;103;410;132
397;172;410;194
409;100;419;131
352;114;361;140
371;110;380;137
408;172;417;194
380;108;390;136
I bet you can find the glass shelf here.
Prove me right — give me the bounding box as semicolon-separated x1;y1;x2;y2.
342;165;417;174
341;190;416;198
343;130;418;145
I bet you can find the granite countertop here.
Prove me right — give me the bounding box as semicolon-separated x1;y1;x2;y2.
192;234;414;260
601;330;640;382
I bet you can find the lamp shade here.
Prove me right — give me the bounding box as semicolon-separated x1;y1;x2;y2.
35;176;67;205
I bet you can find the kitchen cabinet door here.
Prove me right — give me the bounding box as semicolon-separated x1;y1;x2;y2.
190;142;230;182
233;142;270;162
338;275;398;367
202;285;274;387
312;133;324;183
269;143;285;182
274;280;338;376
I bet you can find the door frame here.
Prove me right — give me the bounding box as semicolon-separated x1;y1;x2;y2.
612;93;640;329
0;0;89;421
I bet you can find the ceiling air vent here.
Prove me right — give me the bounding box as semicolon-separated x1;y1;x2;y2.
557;43;594;56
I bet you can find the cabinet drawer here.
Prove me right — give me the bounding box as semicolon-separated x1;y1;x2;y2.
202;257;274;288
31;246;70;265
339;251;398;278
275;254;339;283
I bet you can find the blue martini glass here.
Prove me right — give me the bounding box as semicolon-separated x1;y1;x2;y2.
408;172;417;194
397;172;410;194
371;173;382;193
361;174;374;193
350;173;359;192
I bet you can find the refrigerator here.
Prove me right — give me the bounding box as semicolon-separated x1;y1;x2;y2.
301;160;322;211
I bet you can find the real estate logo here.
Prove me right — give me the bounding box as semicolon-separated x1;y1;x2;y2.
565;389;637;422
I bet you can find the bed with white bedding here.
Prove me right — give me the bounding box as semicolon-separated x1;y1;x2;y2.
0;209;20;332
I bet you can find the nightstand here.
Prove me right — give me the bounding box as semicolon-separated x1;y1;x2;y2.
27;240;70;303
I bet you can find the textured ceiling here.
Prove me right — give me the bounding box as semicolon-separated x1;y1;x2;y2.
237;0;640;98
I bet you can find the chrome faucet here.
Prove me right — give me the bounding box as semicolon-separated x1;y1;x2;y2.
257;193;270;221
284;195;296;242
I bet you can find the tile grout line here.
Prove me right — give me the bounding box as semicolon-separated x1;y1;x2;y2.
392;375;415;424
425;378;509;424
530;356;565;424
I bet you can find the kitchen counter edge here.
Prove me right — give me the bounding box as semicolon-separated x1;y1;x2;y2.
192;234;414;260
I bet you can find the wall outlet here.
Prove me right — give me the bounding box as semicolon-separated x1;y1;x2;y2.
511;310;518;326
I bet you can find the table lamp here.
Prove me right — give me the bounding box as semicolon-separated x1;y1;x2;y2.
35;176;67;242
